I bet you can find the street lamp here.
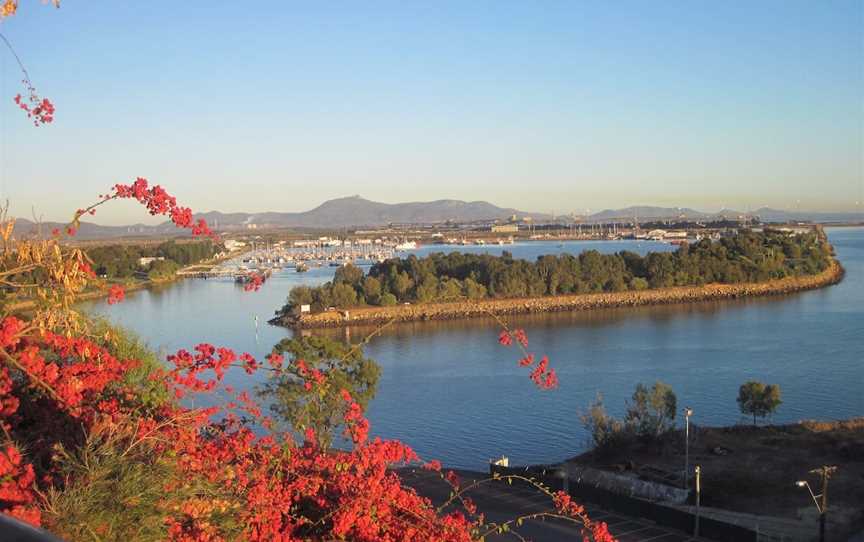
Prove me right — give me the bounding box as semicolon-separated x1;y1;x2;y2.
694;465;702;537
795;466;837;542
683;407;693;490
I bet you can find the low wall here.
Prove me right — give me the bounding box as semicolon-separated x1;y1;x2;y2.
283;260;844;329
563;463;689;504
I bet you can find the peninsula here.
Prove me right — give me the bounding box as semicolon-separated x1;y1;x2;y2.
273;229;843;329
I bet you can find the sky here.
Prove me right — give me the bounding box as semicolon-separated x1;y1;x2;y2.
0;1;862;225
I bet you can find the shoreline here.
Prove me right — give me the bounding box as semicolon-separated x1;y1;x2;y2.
276;259;845;329
7;277;173;313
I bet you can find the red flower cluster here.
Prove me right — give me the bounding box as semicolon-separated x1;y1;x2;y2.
498;328;558;390
107;284;125;305
112;178;216;239
0;316;142;524
553;491;615;542
528;355;558;390
0;445;38;526
243;273;265;292
498;328;527;348
13;90;54;126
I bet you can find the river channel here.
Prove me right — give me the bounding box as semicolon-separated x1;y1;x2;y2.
85;229;864;469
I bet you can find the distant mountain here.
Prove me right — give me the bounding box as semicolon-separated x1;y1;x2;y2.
11;218;172;240
11;196;550;240
586;206;861;224
12;198;860;241
190;196;550;230
752;207;863;223
587;206;718;222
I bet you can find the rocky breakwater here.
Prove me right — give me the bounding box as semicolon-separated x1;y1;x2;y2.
279;260;845;329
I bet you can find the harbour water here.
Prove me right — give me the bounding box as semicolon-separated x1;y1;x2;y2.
85;229;864;470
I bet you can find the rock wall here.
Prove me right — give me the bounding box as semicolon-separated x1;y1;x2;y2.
283;260;844;329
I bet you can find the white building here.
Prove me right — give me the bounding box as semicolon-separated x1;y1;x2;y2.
224;239;247;252
138;256;165;268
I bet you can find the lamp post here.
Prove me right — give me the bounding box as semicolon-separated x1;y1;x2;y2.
683;407;693;491
796;465;837;542
694;465;701;537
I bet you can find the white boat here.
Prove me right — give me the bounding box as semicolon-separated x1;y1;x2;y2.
395;241;417;251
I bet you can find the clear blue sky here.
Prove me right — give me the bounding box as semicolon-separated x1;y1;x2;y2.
1;1;862;224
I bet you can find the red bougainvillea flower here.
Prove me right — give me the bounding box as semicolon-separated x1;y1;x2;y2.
13;92;54;127
497;327;559;390
112;178;216;239
512;329;529;348
243;273;265;292
107;285;125;305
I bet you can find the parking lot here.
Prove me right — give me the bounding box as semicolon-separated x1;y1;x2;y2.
399;468;709;542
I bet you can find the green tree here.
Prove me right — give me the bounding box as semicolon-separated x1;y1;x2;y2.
288;285;314;308
624;381;677;440
146;259;179;281
379;292;397;306
390;271;414;301
361;276;382;305
437;277;463;301
737;380;782;425
333;263;363;287
261;336;380;448
462;277;487;300
580;393;629;453
629;277;649;291
414;275;439;303
329;282;358;308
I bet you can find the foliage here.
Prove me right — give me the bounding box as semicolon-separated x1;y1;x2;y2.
260;336;380;448
580;393;630;452
147;259;180;281
87;240;220;280
624;381;677;440
88;318;171;409
283;230;833;312
737;380;782;425
40;419;229;542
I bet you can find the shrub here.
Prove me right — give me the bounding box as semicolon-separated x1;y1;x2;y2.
580;393;630;452
146;259;180;281
624;381;677;440
737;380;782;425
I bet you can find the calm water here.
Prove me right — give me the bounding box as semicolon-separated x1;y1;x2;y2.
85;231;864;470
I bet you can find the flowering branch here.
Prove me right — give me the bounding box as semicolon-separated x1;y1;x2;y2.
0;32;54;126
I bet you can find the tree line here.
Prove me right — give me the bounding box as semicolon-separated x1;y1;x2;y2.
86;240;222;280
283;229;832;313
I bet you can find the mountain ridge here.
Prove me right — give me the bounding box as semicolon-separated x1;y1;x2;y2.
10;197;861;240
